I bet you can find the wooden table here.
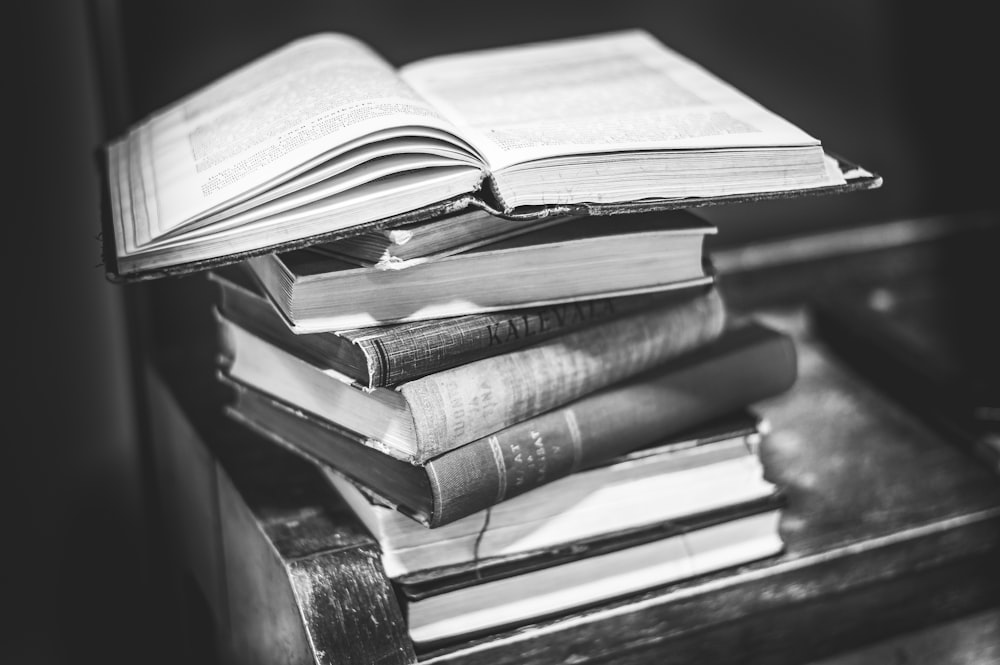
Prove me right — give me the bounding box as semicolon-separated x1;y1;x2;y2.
141;212;1000;664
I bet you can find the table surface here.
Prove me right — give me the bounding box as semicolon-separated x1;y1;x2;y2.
809;607;1000;665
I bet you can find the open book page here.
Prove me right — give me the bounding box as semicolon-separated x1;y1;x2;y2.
187;129;483;234
162;153;464;245
119;167;483;273
399;30;824;172
124;33;478;248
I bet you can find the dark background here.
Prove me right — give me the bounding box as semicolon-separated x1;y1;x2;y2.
9;2;997;664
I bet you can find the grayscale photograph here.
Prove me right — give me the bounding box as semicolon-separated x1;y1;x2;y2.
11;2;999;664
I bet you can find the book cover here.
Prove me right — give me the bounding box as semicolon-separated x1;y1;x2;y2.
99;30;881;282
210;264;702;389
221;319;796;527
322;416;776;580
233;394;771;574
397;492;786;599
215;284;728;464
400;500;785;646
247;210;716;332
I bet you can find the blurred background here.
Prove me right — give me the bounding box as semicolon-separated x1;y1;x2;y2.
9;2;997;663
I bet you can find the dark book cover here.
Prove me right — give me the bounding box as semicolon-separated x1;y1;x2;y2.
209;263;714;389
220;319;796;527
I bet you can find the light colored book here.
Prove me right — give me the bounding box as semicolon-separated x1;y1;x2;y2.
319;413;775;578
319;208;578;269
102;29;875;280
400;505;783;646
247;210;715;332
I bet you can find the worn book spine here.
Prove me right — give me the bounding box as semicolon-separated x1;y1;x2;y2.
357;289;702;388
423;322;796;527
210;266;696;389
401;287;727;460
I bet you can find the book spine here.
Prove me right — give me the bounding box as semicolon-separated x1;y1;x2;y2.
423;323;797;527
360;290;698;388
399;288;726;461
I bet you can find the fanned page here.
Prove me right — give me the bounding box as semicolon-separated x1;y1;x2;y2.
109;33;485;272
106;29;879;279
399;30;845;209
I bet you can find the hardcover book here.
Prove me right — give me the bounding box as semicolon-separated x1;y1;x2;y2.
396;497;785;646
247;210;715;331
319;411;774;578
221;319;796;527
210;264;695;389
214;287;729;465
101;29;880;281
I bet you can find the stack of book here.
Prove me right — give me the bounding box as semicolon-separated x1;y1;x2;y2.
211;250;795;646
98;29;880;649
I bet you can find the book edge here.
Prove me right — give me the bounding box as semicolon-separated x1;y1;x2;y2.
103;152;880;282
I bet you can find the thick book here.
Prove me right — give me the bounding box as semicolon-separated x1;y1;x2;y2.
214;286;728;465
221;319;796;527
317;412;774;578
247;210;715;331
231;384;769;541
210;264;697;389
398;498;784;646
101;29;881;281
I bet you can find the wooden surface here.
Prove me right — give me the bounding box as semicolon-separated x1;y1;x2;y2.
144;212;1000;664
808;607;1000;665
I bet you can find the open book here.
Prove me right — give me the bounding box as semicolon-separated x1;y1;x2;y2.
103;29;880;280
